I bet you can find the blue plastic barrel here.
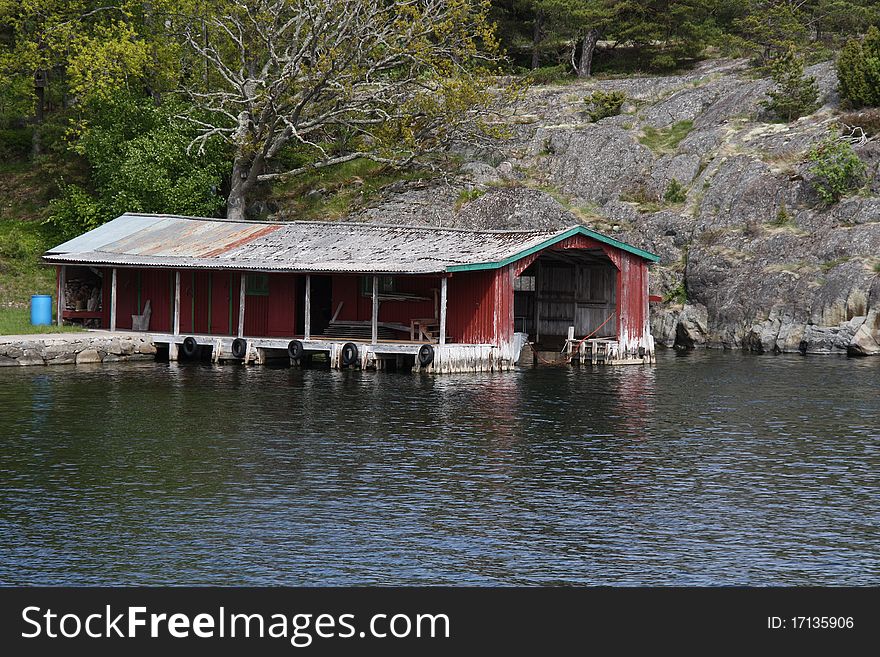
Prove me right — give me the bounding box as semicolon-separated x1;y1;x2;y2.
30;294;53;326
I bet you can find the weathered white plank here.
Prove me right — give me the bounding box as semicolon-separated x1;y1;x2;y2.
109;268;117;332
304;274;311;340
371;275;378;345
173;271;181;336
238;273;246;338
439;276;448;346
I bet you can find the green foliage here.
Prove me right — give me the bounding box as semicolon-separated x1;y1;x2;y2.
639;121;694;153
733;2;809;64
455;188;487;209
663;179;687;203
0;0;186;109
769;203;795;227
48;94;227;240
270;158;426;221
0;127;32;160
762;46;819;122
525;64;573;84
664;282;687;304
0;219;58;306
585;90;626;121
837;27;880;109
807;135;867;204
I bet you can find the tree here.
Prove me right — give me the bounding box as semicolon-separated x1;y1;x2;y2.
733;1;810;64
0;0;185;150
763;45;820;121
534;1;718;78
837;26;880;108
537;0;621;78
179;0;505;220
48;94;227;239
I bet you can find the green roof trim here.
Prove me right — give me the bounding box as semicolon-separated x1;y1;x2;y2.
446;225;660;273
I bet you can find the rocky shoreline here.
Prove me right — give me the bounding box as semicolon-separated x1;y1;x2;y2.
313;58;880;357
0;333;157;367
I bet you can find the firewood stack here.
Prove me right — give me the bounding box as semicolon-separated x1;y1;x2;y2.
64;279;102;313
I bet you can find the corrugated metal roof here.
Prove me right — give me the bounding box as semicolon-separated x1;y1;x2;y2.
44;213;659;273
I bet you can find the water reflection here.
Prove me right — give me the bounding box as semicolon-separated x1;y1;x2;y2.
0;351;878;585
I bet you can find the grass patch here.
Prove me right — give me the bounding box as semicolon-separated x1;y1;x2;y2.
455;188;486;210
619;185;686;214
873;260;880;274
0;307;82;335
271;159;429;221
820;256;850;272
0;220;58;307
638;120;694;153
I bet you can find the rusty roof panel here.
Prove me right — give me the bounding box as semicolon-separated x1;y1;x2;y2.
44;213;658;273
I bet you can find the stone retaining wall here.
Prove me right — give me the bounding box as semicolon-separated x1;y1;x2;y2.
0;334;157;366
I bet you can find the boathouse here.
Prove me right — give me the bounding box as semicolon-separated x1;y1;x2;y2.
43;213;660;372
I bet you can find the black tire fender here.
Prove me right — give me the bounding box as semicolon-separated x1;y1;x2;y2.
341;342;359;367
288;339;304;360
418;344;435;367
231;338;248;359
181;336;199;358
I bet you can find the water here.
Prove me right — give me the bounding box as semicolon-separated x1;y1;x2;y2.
0;351;877;586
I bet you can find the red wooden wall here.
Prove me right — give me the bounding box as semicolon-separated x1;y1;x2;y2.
445;268;514;345
267;274;297;337
209;271;239;336
331;274;438;324
178;271;211;334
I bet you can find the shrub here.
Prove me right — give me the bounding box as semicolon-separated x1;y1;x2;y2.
663;179;687;203
807;135;867;204
763;46;819;122
526;64;572;85
663;282;687;304
837;27;880;109
0;127;33;160
47;183;105;241
585;90;627;122
769;203;795;227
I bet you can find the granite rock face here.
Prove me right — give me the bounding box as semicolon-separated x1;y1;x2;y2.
334;58;879;356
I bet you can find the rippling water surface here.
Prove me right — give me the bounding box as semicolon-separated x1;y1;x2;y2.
0;351;877;585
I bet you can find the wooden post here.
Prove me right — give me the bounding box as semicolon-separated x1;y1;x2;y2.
110;268;117;332
57;265;66;326
439;276;448;346
238;273;246;337
173;271;181;336
304;274;311;340
371;275;379;345
534;260;541;344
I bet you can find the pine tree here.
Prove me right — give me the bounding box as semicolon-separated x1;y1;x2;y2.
763;46;820;122
837;26;880;109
